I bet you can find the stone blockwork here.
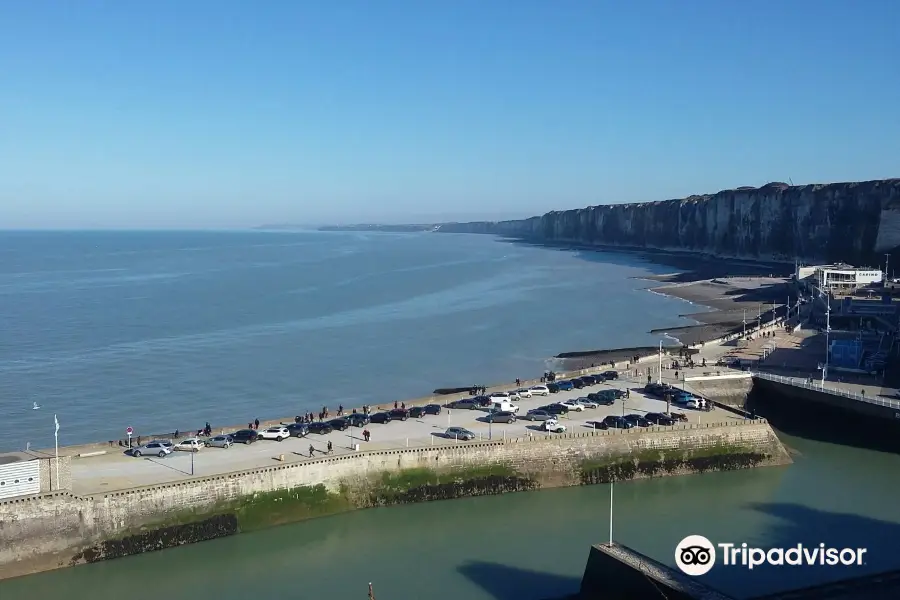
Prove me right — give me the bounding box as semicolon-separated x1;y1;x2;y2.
37;456;72;494
439;179;900;265
0;421;790;580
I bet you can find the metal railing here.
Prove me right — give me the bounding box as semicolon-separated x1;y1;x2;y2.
750;371;900;410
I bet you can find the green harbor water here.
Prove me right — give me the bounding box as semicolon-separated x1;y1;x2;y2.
5;432;900;600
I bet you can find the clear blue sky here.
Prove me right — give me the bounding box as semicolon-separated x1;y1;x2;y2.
1;1;898;228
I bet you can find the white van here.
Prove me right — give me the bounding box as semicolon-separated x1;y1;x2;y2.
491;400;520;414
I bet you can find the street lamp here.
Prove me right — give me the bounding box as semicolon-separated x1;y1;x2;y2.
656;340;663;384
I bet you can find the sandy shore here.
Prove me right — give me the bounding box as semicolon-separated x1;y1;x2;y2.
556;250;794;368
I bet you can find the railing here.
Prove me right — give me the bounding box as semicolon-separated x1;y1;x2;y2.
750;371;900;410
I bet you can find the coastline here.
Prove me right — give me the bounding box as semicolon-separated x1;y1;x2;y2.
554;248;793;370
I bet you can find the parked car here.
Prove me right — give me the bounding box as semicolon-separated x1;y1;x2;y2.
328;418;350;432
542;419;567;433
205;435;233;448
559;399;585;412
602;416;634;429
490;400;520;414
424;404;442;415
450;398;480;410
174;438;203;452
575;397;599;409
389;408;411;421
408;406;427;418
571;378;585;389
257;426;290;441
540;403;569;415
346;413;370;427
579;375;598;386
557;381;575;391
526;409;555;421
369;412;393;424
624;414;651;427
602;370;619;380
489;391;510;400
445;427;475;441
644;412;676;426
516;388;533;398
669;411;689;422
587;392;616;406
286;423;309;437
529;385;550;396
307;422;334;434
487;411;517;424
231;429;259;444
133;441;173;457
505;390;521;400
547;382;561;393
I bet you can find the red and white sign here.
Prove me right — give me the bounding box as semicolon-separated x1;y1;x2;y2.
126;426;133;435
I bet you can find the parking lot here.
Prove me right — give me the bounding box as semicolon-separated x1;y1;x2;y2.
70;375;741;494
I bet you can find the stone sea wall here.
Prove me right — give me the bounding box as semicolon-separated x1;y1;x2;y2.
0;420;790;580
439;179;900;265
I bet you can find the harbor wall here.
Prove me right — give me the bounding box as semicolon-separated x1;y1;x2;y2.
0;420;790;580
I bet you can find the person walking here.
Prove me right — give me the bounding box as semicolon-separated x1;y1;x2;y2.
327;441;333;454
309;444;315;457
254;418;259;430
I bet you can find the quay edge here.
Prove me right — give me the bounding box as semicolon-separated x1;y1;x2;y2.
0;419;790;581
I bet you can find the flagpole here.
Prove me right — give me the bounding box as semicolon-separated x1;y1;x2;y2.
54;414;60;491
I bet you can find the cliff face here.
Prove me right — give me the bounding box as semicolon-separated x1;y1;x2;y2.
440;179;900;265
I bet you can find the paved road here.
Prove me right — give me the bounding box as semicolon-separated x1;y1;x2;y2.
70;374;742;495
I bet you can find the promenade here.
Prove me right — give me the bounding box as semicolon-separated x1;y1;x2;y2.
67;366;743;495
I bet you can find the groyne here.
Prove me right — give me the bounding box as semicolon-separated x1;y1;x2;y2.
0;420;790;580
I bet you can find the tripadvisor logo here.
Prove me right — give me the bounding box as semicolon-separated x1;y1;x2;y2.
675;535;868;576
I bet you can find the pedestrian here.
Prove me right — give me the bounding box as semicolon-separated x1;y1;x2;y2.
327;441;333;454
401;402;405;410
309;444;315;457
394;400;398;409
338;404;343;416
254;418;259;429
363;429;370;442
248;422;253;430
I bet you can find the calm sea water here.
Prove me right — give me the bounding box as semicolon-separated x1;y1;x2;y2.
0;230;692;451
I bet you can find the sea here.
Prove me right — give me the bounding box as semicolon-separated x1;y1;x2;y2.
1;229;690;452
3;230;899;600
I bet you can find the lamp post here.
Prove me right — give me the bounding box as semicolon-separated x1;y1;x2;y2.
821;287;831;386
656;340;662;384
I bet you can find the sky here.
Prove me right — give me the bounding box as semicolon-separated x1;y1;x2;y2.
1;1;898;229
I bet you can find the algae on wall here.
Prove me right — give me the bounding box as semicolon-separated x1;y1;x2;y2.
578;442;773;485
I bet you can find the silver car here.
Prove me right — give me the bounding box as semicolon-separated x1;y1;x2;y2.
132;441;173;458
205;435;233;449
445;427;475;440
526;409;554;421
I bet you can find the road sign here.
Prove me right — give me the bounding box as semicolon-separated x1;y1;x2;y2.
126;426;133;435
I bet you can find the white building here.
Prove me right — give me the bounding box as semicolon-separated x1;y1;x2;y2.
795;263;883;293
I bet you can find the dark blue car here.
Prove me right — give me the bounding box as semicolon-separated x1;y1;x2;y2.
557;380;575;391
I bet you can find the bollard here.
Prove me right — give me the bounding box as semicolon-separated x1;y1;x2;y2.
406;438;409;447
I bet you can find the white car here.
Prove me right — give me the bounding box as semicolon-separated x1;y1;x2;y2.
559;400;585;412
490;391;510;400
506;390;521;400
685;399;701;409
516;388;532;398
174;438;203;452
542;419;567;433
529;385;550;396
575;397;598;409
257;426;290;441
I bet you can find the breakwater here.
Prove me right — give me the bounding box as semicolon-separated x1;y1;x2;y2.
0;420;790;580
438;179;900;265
